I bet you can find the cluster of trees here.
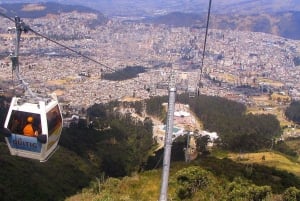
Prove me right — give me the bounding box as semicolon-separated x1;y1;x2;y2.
148;93;282;152
61;117;153;177
285;100;300;123
145;95;168;119
102;66;146;81
70;101;154;177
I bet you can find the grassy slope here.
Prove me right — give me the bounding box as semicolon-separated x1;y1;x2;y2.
66;169;166;201
228;151;300;176
66;162;220;201
66;151;300;200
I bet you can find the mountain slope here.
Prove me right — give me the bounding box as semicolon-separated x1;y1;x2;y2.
3;2;293;40
144;11;300;40
66;156;300;201
0;2;107;23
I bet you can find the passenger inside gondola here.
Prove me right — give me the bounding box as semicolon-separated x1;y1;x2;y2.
8;111;41;137
23;116;39;137
10;117;22;134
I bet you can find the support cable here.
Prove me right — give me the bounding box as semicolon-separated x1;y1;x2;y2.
0;12;147;87
199;0;212;81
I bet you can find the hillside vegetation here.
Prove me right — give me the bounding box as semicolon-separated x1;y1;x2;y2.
67;157;300;201
1;94;300;200
102;66;146;81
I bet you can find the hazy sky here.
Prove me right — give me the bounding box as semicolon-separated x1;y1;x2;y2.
1;0;300;16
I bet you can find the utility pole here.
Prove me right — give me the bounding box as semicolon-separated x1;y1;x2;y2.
159;71;176;201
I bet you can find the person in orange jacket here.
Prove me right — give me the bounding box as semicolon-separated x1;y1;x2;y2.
23;116;38;137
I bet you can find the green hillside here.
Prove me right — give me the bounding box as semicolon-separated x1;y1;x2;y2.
66;156;300;201
1;94;300;200
144;11;300;40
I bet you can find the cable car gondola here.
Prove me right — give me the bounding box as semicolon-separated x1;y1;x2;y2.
4;94;63;162
2;16;63;162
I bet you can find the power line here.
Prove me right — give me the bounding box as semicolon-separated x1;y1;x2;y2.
200;0;212;78
0;12;15;23
28;28;116;72
0;12;147;86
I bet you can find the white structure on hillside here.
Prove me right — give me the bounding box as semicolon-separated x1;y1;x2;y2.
199;130;219;147
174;111;190;117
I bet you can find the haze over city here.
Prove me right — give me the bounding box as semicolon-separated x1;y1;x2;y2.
1;0;300;16
0;1;300;201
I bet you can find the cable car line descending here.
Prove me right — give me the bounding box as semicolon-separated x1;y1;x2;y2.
188;0;212;98
0;12;147;87
27;25;148;86
0;12;115;73
28;27;116;73
200;0;212;75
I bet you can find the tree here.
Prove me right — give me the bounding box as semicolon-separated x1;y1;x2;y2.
285;101;300;123
171;135;187;161
143;117;153;132
196;135;210;155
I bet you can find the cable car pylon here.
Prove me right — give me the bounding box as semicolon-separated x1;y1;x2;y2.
159;0;212;199
159;70;176;201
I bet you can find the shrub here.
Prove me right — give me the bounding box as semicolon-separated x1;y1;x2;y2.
282;187;300;201
173;166;210;199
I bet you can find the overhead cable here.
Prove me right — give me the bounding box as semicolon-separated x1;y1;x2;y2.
0;12;147;86
200;0;212;76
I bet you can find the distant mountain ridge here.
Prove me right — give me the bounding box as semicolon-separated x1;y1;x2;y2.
1;0;300;17
0;2;106;21
144;11;300;40
0;2;299;40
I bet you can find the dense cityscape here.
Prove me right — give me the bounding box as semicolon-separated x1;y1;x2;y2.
0;11;299;110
